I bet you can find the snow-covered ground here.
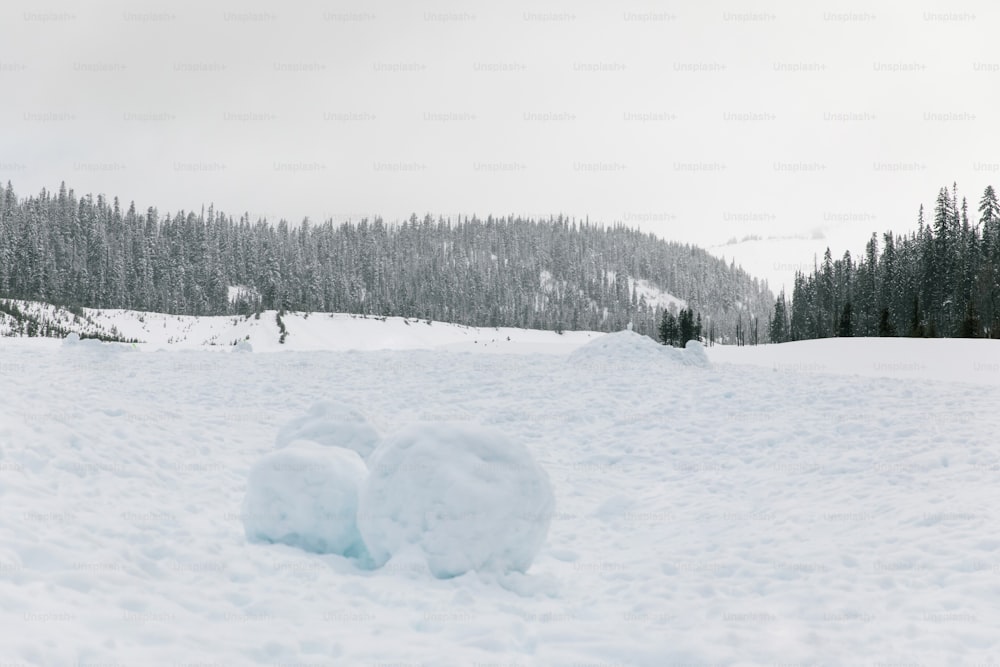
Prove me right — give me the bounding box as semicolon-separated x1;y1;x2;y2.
2;322;1000;665
711;336;1000;387
0;300;604;353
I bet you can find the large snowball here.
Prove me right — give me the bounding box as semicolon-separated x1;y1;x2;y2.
275;401;380;460
358;423;555;578
242;441;368;557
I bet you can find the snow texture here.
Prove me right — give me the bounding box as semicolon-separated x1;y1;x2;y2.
5;321;1000;665
359;423;555;578
242;441;368;558
274;400;380;460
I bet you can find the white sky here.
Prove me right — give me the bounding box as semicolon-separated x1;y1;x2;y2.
2;0;998;291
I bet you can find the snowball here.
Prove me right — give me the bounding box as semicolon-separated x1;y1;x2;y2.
568;329;709;369
358;423;555;578
241;441;368;557
63;332;80;346
233;340;253;353
275;401;380;460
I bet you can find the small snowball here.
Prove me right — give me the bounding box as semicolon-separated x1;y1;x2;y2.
242;441;368;558
275;401;380;460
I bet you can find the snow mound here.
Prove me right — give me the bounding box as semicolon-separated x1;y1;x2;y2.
358;423;554;578
275;401;380;460
567;330;710;369
241;441;368;557
680;339;710;367
61;331;136;354
232;340;253;353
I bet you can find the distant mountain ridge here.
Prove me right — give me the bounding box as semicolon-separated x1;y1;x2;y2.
0;182;774;341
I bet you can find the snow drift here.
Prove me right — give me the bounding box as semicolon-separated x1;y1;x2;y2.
358;423;555;578
567;329;710;369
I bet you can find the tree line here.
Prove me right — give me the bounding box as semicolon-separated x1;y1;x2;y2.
0;182;774;342
771;183;1000;341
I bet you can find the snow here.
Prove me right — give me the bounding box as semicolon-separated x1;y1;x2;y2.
358;423;554;579
274;400;380;460
541;269;686;312
242;441;369;558
2;317;1000;664
607;270;688;312
1;299;604;353
227;284;259;304
568;329;710;369
708;336;1000;386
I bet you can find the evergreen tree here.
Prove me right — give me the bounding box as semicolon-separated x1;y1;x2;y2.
877;308;896;337
959;301;981;338
658;310;678;346
678;308;695;345
910;296;925;337
769;290;789;343
837;301;853;337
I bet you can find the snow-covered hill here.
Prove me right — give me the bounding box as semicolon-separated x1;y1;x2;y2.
0;300;604;353
706;226;878;295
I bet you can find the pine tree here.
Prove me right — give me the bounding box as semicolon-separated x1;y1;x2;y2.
877;308;896;337
769;291;789;343
959;301;981;338
678;308;695;345
658;310;678;346
909;296;925;337
837;301;853;337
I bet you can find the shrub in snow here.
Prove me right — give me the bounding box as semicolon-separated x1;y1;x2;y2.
275;401;380;460
357;423;555;578
242;441;368;557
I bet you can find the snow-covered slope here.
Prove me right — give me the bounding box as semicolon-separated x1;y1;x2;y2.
605;270;688;311
538;269;688;314
706;226;878;295
0;300;603;353
2;326;1000;664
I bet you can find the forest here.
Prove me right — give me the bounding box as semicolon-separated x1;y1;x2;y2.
0;182;774;342
772;183;1000;341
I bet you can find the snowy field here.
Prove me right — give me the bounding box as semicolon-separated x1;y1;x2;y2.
2;325;1000;666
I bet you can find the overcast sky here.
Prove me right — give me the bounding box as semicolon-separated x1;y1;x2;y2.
2;0;998;290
